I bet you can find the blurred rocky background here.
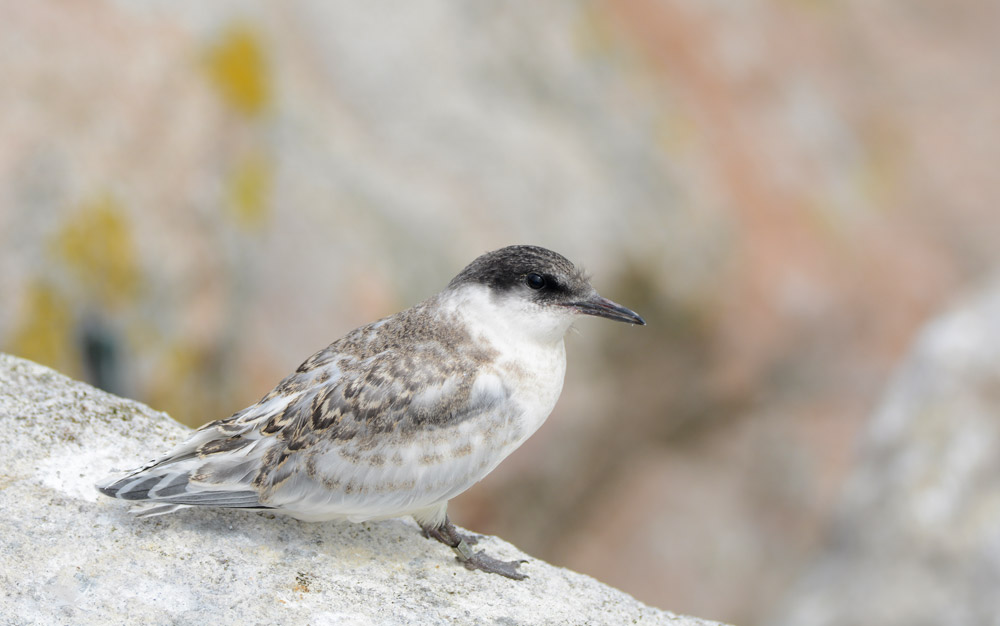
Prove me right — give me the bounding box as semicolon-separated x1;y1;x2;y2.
768;278;1000;626
2;1;998;624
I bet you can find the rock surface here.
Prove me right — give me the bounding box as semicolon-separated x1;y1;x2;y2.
0;353;725;626
768;278;1000;626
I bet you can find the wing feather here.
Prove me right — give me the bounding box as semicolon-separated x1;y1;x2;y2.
97;301;511;520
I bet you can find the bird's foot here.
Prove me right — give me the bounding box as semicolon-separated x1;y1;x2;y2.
457;549;528;580
419;515;525;580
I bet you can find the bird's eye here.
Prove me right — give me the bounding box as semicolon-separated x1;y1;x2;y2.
525;273;546;290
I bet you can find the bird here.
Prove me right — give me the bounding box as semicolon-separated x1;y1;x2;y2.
97;245;645;580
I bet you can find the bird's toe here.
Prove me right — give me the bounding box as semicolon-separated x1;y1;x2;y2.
459;550;528;580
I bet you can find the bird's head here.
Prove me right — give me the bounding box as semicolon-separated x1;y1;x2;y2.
447;245;645;343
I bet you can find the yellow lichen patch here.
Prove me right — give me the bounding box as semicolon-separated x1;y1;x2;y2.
227;151;273;230
857;121;902;211
204;23;271;117
656;110;699;155
9;279;79;377
145;343;210;426
53;195;139;308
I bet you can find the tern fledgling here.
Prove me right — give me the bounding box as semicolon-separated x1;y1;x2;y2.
97;245;645;579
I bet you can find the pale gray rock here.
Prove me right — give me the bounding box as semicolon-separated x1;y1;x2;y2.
0;353;725;626
768;278;1000;626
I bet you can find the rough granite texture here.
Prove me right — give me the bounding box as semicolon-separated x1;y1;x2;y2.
0;353;725;626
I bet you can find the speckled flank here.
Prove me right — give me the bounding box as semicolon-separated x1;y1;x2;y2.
238;296;504;494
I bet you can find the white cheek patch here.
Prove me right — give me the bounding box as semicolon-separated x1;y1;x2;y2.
447;285;576;344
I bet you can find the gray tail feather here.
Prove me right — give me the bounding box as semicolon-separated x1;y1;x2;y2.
96;470;268;510
132;503;187;517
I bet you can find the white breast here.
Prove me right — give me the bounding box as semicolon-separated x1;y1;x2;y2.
449;284;570;447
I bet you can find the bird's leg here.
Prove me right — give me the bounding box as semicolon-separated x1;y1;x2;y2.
459;531;481;546
418;516;527;580
421;524;480;546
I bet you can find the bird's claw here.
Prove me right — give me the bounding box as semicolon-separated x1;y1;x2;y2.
458;550;528;580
